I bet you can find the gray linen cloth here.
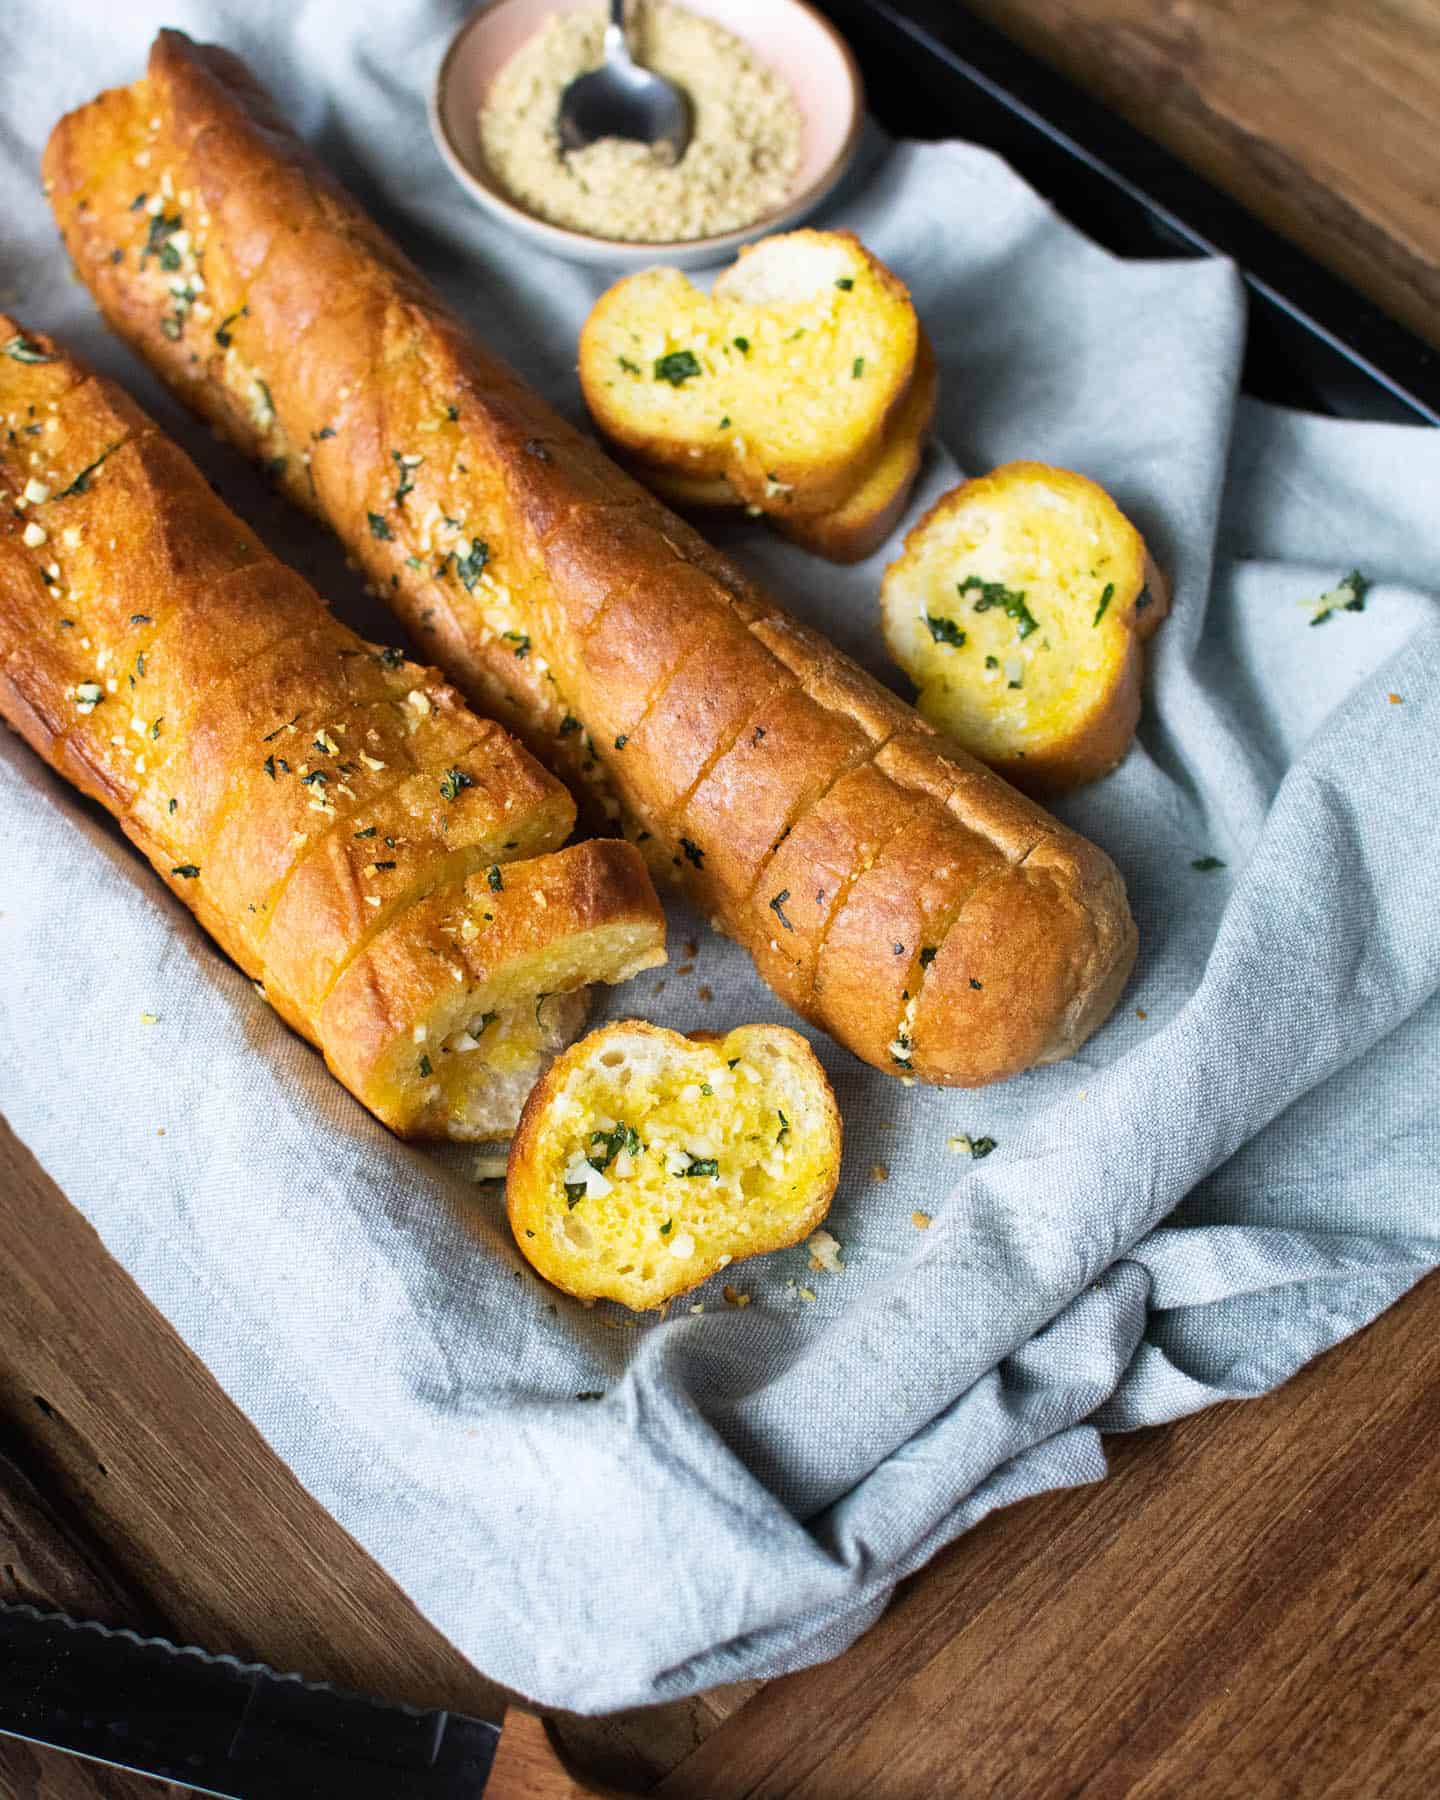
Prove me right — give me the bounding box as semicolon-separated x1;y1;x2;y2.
2;1;1438;1712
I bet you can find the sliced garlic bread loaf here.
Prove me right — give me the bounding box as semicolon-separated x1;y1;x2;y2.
508;1022;841;1310
881;463;1168;791
580;230;919;516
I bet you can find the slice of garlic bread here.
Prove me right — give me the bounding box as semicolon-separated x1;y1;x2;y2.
508;1021;841;1310
580;229;919;515
630;331;939;565
881;462;1168;791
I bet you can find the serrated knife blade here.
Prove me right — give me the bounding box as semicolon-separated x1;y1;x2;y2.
0;1602;502;1797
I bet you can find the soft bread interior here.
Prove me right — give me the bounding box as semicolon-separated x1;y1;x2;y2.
882;463;1151;768
581;230;918;508
508;1022;841;1310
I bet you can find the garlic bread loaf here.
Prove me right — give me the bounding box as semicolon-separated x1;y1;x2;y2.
508;1021;841;1309
882;463;1168;791
0;319;664;1138
581;230;921;520
630;330;939;564
47;33;1139;1088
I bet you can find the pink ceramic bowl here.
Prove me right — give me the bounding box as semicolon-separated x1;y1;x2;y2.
430;0;865;267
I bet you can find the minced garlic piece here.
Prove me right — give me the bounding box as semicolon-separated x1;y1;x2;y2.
478;1;801;243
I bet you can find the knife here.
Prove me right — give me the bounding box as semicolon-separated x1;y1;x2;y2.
0;1599;506;1797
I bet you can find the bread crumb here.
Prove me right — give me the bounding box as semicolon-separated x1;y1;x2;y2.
798;1285;817;1303
870;1161;889;1182
1388;692;1403;704
139;1011;159;1025
722;1284;751;1308
684;938;699;959
697;984;714;1002
912;1210;931;1229
675;962;695;976
652;978;666;996
156;1128;165;1137
1135;1008;1148;1020
690;1302;705;1314
807;1228;844;1273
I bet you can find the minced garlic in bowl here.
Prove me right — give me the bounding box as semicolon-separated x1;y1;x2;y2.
478;2;803;243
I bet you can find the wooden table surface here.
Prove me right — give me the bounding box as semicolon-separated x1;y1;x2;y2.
4;3;1438;1796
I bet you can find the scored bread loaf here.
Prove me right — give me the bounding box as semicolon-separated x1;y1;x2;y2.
507;1020;841;1310
626;330;939;564
881;463;1169;792
46;31;1138;1089
580;230;920;517
0;320;664;1138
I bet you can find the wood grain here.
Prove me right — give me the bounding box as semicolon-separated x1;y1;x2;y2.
0;1116;748;1795
656;1267;1440;1798
962;0;1440;350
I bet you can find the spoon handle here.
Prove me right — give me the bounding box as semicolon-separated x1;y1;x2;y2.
605;0;629;63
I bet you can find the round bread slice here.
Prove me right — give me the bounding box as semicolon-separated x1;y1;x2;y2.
881;462;1169;792
579;229;919;515
508;1021;841;1310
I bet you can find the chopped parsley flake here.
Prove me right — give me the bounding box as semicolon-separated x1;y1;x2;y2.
3;334;53;364
171;864;200;879
452;537;489;590
377;646;405;670
679;837;705;869
559;714;581;735
372;860;396;872
618;355;641;374
836;276;854;290
924;612;966;648
777;1108;789;1142
852;357;865;378
418;1053;433;1078
614;734;628;750
589;1121;642;1171
354;826;377;839
130;613;151;624
1308;568;1371;626
1191;856;1226;871
367;511;393;540
770;889;794;931
439;767;474;802
654;349;702;385
684;1158;719;1179
55;443;120;498
659;1219;673;1235
503;630;530;658
1093;582;1115;627
733;336;750;354
969;1136;997;1158
487;864;503;892
961;574;1038;639
920;946;938;968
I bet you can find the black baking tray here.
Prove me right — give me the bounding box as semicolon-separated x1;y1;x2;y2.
814;0;1439;428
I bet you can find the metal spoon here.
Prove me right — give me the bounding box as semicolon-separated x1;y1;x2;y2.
557;0;692;162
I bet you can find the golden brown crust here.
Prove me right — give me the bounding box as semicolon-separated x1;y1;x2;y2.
45;34;1139;1087
317;839;666;1132
0;319;667;1140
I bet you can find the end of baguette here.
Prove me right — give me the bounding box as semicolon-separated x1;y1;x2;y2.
508;1021;841;1310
